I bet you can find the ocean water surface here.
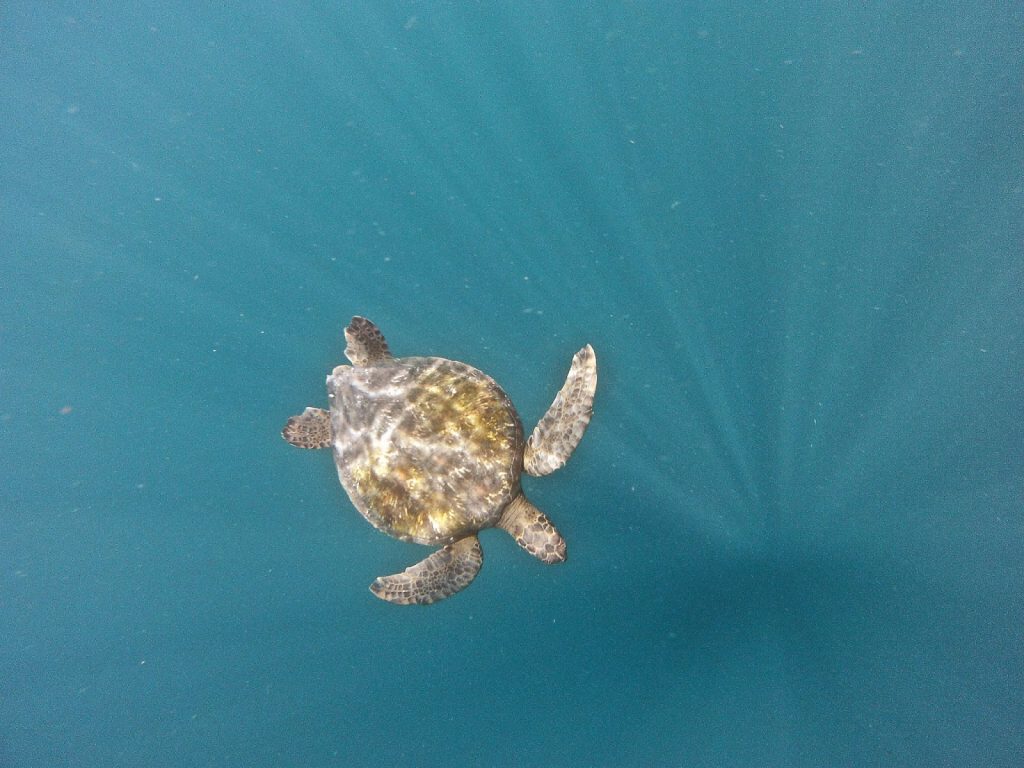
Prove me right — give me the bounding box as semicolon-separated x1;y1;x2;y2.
2;2;1022;766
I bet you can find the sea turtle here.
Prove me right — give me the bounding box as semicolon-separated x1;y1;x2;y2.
282;316;597;605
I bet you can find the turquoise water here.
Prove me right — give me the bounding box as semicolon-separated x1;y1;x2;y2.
3;3;1022;766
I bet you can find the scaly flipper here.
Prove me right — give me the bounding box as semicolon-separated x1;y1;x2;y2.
282;407;331;449
523;344;597;477
344;316;391;367
497;494;566;564
369;535;483;605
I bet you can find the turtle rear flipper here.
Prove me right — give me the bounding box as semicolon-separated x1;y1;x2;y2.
497;494;566;564
344;316;391;366
282;407;331;449
370;535;483;605
524;344;597;477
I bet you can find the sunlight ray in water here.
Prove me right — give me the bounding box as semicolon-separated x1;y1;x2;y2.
1;3;1021;766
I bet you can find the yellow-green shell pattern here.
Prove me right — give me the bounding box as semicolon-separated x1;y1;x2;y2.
327;357;524;546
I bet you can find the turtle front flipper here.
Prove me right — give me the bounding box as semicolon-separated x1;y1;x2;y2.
344;316;392;366
282;407;331;449
497;495;566;564
370;535;483;605
524;344;597;477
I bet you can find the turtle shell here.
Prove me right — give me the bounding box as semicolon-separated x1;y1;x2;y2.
327;356;524;546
